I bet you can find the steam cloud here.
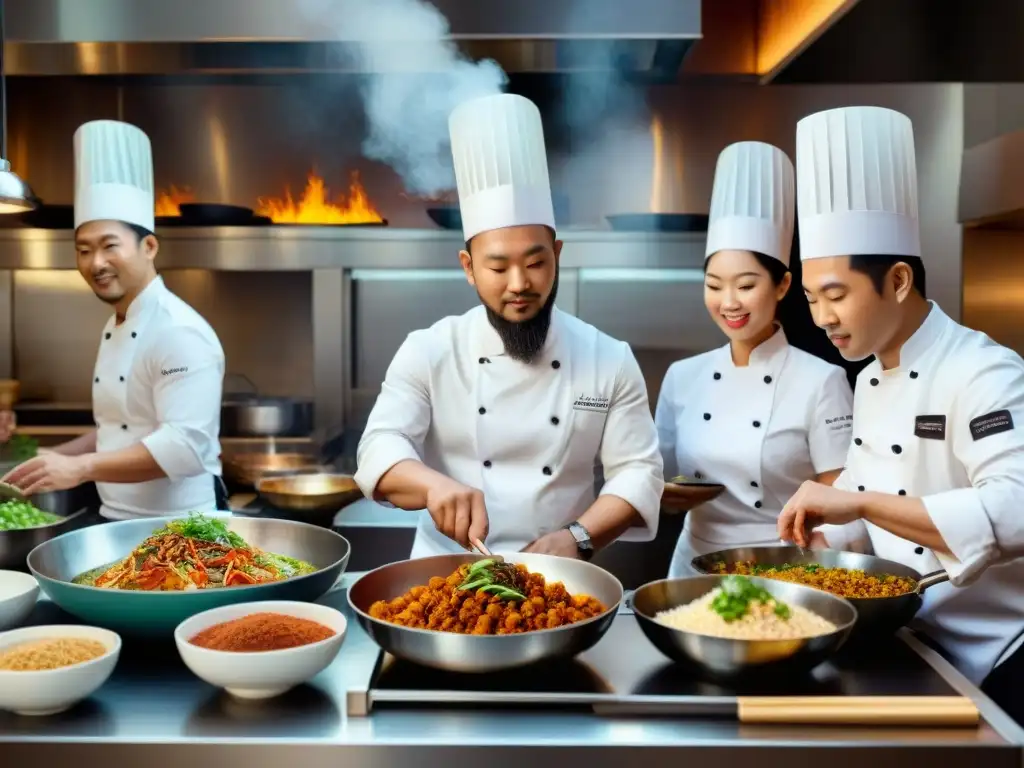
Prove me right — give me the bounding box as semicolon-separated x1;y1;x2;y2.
298;0;507;197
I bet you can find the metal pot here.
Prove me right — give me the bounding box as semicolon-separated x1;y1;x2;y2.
220;395;313;437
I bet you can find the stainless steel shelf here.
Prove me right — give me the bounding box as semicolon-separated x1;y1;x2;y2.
0;227;707;270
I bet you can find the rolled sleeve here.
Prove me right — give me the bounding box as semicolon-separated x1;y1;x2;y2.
140;326;224;482
654;366;680;480
598;345;664;541
921;354;1024;585
354;334;432;500
808;367;854;474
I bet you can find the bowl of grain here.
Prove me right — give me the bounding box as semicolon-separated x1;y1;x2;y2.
174;600;347;699
0;570;39;630
0;624;121;715
630;574;857;678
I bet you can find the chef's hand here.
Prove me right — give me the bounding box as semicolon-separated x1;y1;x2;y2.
425;476;488;550
0;410;15;442
777;480;863;548
522;529;579;559
1;453;87;495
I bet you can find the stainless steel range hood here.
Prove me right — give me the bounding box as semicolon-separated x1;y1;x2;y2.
4;0;701;78
960;131;1024;230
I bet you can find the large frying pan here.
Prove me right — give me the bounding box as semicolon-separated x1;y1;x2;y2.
690;546;949;638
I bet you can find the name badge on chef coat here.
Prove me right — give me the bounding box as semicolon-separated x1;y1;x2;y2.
970;409;1014;441
573;395;610;413
914;415;946;440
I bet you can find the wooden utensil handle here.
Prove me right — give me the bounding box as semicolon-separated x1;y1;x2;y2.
737;696;979;726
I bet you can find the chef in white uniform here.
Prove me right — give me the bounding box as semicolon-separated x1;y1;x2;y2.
354;94;663;560
778;105;1024;723
2;120;226;520
656;141;852;577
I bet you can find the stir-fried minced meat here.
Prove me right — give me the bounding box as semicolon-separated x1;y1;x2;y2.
711;561;917;599
368;563;607;635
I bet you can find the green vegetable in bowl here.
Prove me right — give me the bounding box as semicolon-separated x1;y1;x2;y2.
0;499;62;531
669;474;695;484
711;575;791;623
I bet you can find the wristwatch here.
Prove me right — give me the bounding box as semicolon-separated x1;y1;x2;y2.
564;521;594;561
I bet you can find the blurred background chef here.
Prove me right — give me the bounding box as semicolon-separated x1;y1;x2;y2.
355;93;663;560
780;105;1024;724
1;120;227;520
656;141;852;577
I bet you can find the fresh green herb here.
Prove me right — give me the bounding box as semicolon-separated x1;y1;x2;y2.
0;499;62;531
457;559;528;602
0;434;38;463
153;511;247;548
710;575;791;623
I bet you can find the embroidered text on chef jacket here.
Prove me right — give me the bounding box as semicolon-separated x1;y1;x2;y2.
821;303;1024;684
93;276;225;520
354;305;664;558
656;327;852;575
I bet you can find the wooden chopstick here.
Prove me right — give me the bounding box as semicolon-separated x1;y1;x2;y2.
737;695;979;726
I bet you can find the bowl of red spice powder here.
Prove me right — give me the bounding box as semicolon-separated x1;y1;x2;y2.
174;600;346;699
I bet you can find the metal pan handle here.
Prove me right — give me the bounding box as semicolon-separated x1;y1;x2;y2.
916;570;950;593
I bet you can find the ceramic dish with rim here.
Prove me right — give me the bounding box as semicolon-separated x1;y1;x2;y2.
0;624;121;716
0;569;39;630
174;600;347;699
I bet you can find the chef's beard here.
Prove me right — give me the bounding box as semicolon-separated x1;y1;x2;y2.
482;271;559;364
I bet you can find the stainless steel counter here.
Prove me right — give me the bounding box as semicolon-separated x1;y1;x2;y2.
3;574;1023;768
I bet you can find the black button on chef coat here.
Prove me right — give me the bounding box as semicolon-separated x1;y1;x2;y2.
104;332;111;340
858;485;865;491
119;376;125;382
854;438;863;446
763;375;772;384
713;372;721;380
542;466;552;476
870;378;879;386
94;377;99;383
121;424;128;430
478;407;486;415
750;481;758;488
703;413;711;421
752;420;761;428
550;416;559;425
754;501;763;509
914;547;924;555
131;332;137;338
478;357;488;364
892;444;902;454
910;371;919;379
483;460;492;468
898;489;907;495
551;360;561;369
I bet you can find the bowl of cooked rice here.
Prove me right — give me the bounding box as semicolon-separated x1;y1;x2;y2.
0;624;121;715
630;574;857;678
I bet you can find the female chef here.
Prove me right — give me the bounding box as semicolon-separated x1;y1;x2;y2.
655;141;854;577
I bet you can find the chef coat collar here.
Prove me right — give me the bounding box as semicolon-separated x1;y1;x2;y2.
867;300;946;377
122;275;165;323
470;304;566;361
719;324;789;370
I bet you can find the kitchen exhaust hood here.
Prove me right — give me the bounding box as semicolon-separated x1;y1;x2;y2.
960;131;1024;230
3;0;700;78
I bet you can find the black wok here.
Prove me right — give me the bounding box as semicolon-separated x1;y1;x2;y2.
691;546;949;638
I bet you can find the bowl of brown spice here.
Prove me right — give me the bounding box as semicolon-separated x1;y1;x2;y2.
174;600;347;699
0;624;121;715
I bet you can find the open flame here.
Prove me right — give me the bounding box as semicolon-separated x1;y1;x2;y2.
256;171;384;224
154;185;195;216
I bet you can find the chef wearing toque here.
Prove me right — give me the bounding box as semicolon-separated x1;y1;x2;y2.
656;141;852;578
2;120;227;520
778;105;1024;723
355;93;663;560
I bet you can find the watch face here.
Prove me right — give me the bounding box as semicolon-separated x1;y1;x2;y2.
568;523;592;548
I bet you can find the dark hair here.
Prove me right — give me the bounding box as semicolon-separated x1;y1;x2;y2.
703;250;790;286
122;222;155;242
465;225;557;255
848;254;927;299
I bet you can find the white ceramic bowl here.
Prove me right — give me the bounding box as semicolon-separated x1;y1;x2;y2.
0;570;39;631
174;600;347;699
0;624;121;715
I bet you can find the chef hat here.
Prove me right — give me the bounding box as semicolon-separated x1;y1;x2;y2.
796;106;920;261
449;93;555;243
705;141;795;267
74;120;155;232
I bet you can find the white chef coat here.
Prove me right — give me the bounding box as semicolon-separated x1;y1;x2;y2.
656;328;853;576
92;276;225;520
820;302;1024;685
354;305;664;557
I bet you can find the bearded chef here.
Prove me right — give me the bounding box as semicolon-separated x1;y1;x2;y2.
354;93;663;560
0;120;227;519
777;105;1024;724
657;141;852;577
